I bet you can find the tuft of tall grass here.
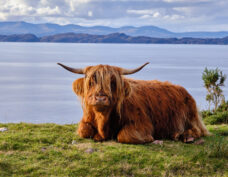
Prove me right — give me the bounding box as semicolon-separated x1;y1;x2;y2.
204;136;228;158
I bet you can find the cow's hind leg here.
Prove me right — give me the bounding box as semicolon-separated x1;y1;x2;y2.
117;124;154;144
77;121;96;138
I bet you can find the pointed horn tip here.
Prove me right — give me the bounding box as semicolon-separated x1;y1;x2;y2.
57;63;67;69
57;62;84;74
121;62;150;75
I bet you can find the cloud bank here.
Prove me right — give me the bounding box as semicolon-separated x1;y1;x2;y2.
0;0;228;32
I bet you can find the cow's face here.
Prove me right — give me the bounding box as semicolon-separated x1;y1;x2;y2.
73;65;131;113
58;62;149;114
83;65;129;112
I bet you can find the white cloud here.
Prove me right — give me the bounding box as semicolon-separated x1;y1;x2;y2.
127;9;161;19
164;14;184;20
139;12;160;19
88;11;93;17
153;12;160;18
139;15;150;19
127;9;155;15
40;0;48;6
173;7;192;14
0;12;7;20
0;0;227;31
36;6;60;16
65;0;91;11
0;0;34;16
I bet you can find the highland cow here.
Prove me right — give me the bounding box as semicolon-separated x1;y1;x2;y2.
58;62;209;144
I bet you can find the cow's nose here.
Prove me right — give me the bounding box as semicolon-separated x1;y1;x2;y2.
95;92;108;102
95;96;107;102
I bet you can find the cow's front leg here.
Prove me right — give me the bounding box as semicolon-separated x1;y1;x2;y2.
77;121;95;138
117;124;154;144
93;133;105;142
93;118;110;142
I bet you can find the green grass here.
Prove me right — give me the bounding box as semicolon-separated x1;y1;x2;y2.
0;123;227;177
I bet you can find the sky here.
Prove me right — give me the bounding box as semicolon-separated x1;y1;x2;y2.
0;0;228;32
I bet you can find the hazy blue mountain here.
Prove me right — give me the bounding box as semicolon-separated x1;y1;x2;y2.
0;21;228;38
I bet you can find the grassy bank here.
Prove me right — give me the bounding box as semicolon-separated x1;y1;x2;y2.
0;123;227;177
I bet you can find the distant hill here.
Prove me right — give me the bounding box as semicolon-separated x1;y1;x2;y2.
1;21;228;38
0;33;228;44
0;34;39;42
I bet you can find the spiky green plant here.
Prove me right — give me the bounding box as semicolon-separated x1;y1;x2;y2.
202;67;226;111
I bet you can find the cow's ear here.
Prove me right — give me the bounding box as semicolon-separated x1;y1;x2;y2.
73;78;84;96
124;80;131;98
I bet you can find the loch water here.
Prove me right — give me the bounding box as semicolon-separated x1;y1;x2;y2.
0;42;227;124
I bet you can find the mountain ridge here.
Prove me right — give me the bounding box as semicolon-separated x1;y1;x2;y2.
1;21;228;38
0;32;228;44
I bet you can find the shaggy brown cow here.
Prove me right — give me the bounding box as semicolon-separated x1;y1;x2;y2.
58;62;209;144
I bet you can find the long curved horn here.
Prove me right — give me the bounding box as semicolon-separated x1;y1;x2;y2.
57;63;84;74
121;62;149;75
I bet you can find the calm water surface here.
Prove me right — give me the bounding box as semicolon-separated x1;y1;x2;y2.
0;43;228;124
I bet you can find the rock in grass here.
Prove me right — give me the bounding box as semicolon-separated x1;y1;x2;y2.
72;140;78;145
41;147;47;152
194;139;205;145
152;140;163;145
85;148;96;154
0;127;8;132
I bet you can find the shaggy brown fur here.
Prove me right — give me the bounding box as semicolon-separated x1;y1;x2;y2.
71;64;209;144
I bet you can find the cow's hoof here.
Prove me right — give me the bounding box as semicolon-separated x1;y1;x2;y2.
172;133;180;141
93;134;104;142
184;137;194;143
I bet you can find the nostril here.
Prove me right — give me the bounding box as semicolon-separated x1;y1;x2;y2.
95;96;107;101
100;97;106;101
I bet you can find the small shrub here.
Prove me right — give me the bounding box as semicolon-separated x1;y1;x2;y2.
204;111;228;125
201;110;213;118
202;67;226;111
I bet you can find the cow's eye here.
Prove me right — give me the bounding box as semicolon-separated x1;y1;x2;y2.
89;80;93;88
88;74;97;88
93;74;97;83
111;79;116;91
